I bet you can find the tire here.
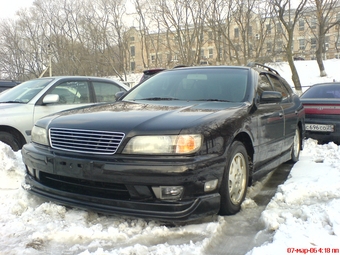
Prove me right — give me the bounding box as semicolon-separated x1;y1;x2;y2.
0;131;21;151
219;141;249;215
290;127;301;163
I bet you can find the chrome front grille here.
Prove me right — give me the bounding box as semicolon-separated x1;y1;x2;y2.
50;128;125;154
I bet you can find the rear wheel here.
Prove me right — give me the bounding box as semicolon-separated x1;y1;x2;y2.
290;127;301;163
0;131;21;151
219;141;249;215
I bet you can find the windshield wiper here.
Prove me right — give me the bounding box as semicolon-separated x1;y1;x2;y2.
0;100;25;104
203;99;231;102
140;97;179;101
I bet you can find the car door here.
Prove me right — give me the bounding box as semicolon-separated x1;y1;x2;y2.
254;74;285;169
268;75;298;153
32;79;92;126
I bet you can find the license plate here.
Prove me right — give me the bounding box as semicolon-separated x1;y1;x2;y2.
305;124;334;132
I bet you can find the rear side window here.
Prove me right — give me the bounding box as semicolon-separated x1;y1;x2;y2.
92;82;122;102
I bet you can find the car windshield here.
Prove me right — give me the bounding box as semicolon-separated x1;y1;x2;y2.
124;68;249;102
0;78;53;103
301;84;340;99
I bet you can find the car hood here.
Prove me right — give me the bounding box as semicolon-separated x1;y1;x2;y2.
0;103;27;109
41;101;247;135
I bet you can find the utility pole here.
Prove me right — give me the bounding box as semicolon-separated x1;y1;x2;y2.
48;44;52;77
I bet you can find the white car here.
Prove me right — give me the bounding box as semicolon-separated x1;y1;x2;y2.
0;76;129;150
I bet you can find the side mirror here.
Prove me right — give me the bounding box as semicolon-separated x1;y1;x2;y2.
260;91;282;104
115;91;126;100
42;94;60;104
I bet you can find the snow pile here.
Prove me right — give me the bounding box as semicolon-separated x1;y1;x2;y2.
248;139;340;255
1;59;340;254
1;139;340;254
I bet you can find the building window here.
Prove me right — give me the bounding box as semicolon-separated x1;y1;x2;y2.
200;33;204;42
266;24;271;34
200;49;205;58
311;17;317;29
209;48;213;58
299;19;304;31
130;61;135;71
299;39;305;50
248;26;252;35
208;31;213;40
130;36;135;42
311;38;317;49
337;13;340;22
267;42;272;52
151;55;156;62
310;38;316;49
130;46;135;57
277;23;282;33
276;41;283;52
234;28;239;38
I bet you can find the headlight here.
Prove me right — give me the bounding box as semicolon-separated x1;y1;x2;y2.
123;134;202;154
31;126;49;146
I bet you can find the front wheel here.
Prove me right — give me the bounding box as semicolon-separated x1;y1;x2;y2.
219;141;249;215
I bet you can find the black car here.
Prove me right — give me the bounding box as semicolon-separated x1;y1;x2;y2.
300;82;340;143
22;63;305;222
138;68;165;84
0;80;20;93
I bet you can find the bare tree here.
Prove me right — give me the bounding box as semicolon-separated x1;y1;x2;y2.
153;0;209;66
133;0;166;69
270;0;308;93
306;0;340;77
204;0;233;65
0;10;48;80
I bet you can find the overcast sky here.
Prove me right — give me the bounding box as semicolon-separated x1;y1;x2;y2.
0;0;34;19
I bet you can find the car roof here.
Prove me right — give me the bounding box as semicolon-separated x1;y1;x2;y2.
0;80;21;87
310;82;340;86
30;76;129;90
142;69;166;75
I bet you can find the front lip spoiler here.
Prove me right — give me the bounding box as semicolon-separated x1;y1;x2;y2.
23;174;221;223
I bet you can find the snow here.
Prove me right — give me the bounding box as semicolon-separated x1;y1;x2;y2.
1;59;340;254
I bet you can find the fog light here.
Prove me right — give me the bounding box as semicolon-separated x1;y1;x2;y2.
204;179;218;192
152;186;183;200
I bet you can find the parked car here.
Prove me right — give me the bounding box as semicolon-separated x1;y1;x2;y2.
22;63;305;222
0;80;20;93
0;76;129;150
138;68;165;84
300;82;340;143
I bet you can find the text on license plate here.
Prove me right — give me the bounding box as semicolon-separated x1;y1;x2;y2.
305;124;334;132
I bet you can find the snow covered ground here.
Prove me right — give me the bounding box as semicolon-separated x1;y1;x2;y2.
1;60;340;254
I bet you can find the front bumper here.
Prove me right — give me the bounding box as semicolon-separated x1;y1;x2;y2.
21;143;225;222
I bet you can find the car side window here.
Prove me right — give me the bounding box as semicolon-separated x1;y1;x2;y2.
92;82;122;102
257;74;273;94
47;81;90;104
268;74;290;103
